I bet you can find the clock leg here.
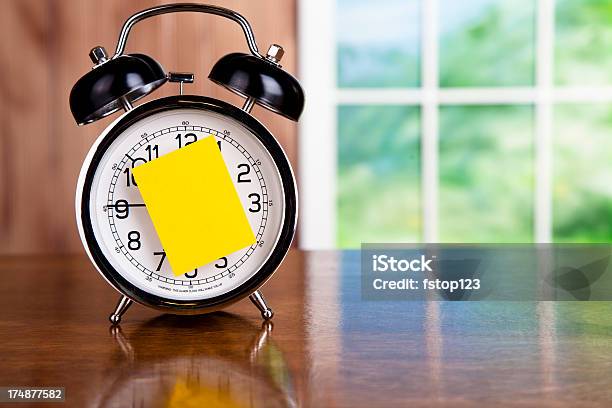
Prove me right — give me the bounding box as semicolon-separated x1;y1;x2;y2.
109;295;133;325
249;290;274;320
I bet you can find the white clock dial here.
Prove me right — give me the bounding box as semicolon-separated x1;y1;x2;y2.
80;106;289;302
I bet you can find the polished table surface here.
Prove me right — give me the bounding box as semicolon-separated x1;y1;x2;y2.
2;251;612;407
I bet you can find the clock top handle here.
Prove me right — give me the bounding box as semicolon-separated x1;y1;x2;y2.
113;3;263;58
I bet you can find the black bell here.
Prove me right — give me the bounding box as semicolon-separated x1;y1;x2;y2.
70;47;167;125
209;45;305;121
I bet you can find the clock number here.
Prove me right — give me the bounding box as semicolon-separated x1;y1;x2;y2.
215;257;228;269
185;269;198;279
153;251;166;271
175;133;198;148
123;167;133;187
127;231;141;251
124;157;146;187
186;133;197;145
237;164;251;183
145;144;159;161
248;193;261;212
115;199;129;219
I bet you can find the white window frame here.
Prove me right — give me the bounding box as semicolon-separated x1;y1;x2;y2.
298;0;612;249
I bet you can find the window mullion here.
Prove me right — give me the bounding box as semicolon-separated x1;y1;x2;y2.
421;0;440;243
298;0;337;249
535;0;555;243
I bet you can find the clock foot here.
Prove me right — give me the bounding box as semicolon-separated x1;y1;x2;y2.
249;290;274;320
109;296;133;325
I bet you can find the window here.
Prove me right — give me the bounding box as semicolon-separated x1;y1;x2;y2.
298;0;612;249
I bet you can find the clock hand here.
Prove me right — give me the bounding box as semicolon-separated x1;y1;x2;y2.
107;202;146;208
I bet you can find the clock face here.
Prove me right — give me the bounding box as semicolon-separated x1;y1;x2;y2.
78;99;294;304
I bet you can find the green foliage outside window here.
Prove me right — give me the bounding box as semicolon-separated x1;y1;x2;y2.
336;0;612;247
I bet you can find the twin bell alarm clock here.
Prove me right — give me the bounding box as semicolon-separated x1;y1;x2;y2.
69;4;304;324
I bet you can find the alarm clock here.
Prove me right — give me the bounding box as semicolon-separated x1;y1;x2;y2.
69;4;304;324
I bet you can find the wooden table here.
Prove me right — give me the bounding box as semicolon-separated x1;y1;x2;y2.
1;251;612;407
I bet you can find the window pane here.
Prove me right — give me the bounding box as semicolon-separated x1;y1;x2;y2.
439;0;535;87
439;105;534;242
338;106;420;247
336;0;420;88
554;104;612;242
555;0;612;85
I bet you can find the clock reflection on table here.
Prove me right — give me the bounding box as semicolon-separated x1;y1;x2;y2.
95;313;297;408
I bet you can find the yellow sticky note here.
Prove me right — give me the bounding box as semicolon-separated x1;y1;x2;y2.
132;135;256;276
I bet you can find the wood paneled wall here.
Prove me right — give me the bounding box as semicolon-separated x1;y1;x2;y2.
0;0;298;254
